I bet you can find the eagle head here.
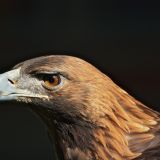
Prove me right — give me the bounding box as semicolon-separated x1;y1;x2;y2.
0;55;159;160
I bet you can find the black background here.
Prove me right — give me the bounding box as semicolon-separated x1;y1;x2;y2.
0;0;160;159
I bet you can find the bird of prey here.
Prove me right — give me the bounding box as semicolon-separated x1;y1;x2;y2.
0;55;159;160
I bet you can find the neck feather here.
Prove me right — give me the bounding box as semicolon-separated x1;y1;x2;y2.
30;81;160;160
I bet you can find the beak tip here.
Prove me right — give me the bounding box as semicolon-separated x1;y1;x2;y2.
0;91;7;96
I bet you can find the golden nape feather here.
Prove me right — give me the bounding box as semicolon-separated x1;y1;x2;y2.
0;55;159;160
90;82;160;160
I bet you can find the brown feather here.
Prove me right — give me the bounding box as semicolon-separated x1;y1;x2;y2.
12;55;160;160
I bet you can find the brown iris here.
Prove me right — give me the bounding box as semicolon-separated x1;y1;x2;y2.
43;74;61;90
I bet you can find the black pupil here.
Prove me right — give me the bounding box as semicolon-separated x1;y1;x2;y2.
48;76;55;83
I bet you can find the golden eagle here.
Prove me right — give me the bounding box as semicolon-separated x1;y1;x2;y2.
0;55;159;160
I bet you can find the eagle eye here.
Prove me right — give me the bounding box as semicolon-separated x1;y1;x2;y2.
42;74;61;90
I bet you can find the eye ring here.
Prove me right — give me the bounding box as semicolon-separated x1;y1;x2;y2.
42;74;61;90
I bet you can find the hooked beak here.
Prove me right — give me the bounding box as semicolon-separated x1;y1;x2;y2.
0;68;23;101
0;68;48;101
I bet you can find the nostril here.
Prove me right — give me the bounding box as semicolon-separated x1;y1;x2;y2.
8;79;15;84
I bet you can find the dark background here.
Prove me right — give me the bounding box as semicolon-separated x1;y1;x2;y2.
0;0;159;159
